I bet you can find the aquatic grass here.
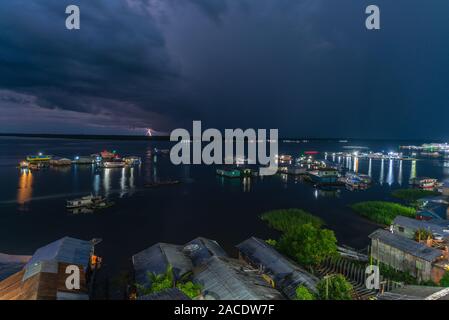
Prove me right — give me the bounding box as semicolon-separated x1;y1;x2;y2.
392;189;440;202
350;201;416;225
261;208;323;233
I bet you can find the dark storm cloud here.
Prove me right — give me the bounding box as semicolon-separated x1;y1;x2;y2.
0;0;198;132
0;0;449;138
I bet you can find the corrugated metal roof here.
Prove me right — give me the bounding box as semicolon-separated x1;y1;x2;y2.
393;216;449;238
0;263;25;282
184;237;228;266
25;237;92;268
193;256;283;300
377;285;449;300
369;229;443;262
138;288;191;300
236;237;318;297
23;237;92;281
132;243;193;287
56;291;89;300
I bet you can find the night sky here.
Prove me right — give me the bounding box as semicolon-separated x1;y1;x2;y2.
0;0;448;139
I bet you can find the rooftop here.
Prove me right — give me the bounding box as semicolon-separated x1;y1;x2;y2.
236;237;318;297
132;243;192;287
138;288;191;300
393;216;449;238
369;229;443;262
377;285;449;300
24;237;93;281
193;256;284;300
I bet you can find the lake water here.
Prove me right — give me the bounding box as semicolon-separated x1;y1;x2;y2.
1;137;449;279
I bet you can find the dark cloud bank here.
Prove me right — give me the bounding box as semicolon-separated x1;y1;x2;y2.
0;0;448;139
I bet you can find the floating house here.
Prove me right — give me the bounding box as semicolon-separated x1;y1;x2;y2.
216;168;241;178
0;237;98;300
369;229;448;283
236;237;318;299
72;156;96;164
307;168;340;185
278;165;307;175
26;154;52;162
49;158;72;166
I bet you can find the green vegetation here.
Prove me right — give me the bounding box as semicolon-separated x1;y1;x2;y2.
277;223;338;266
317;274;353;300
440;272;449;287
261;208;337;268
414;228;433;242
392;189;440;202
351;201;416;225
176;281;203;299
295;285;315;300
265;239;277;246
261;208;323;233
136;265;202;299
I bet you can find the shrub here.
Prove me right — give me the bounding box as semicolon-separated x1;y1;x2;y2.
261;208;323;233
277;223;338;266
295;285;315;300
317;274;353;300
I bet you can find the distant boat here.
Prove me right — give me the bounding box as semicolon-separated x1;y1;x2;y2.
49;158;72;166
123;156;142;166
19;161;30;169
410;177;440;189
101;161;126;168
72;156;96;164
66;195;113;209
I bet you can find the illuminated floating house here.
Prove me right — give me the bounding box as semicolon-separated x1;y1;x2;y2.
306;168;340;185
26;154;52;162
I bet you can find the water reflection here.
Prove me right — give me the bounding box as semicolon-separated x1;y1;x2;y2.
17;169;33;206
120;168;127;197
93;173;100;196
368;159;372;177
398;160;403;186
242;177;251;192
379;159;384;185
387;159;394;186
103;168;111;197
353;157;359;173
410;160;417;180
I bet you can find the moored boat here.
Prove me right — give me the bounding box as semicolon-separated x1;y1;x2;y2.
410;177;440;189
123;156;142;166
101;161;126;168
66;195;112;209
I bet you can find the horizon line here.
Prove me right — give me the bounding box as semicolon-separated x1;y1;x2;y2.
0;132;442;143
